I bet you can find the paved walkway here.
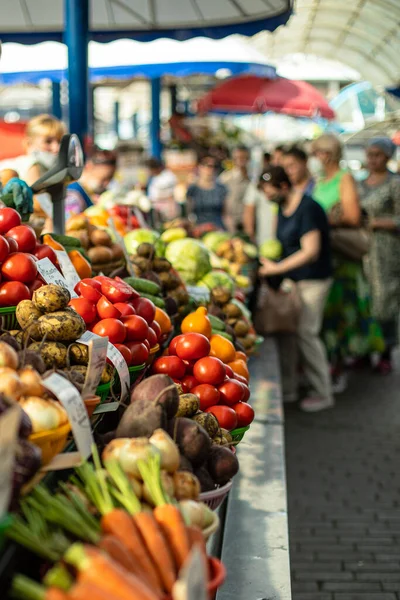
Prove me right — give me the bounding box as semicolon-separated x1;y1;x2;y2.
285;360;400;600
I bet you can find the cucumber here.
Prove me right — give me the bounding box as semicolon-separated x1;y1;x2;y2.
140;293;166;309
209;314;225;331
124;276;161;296
49;234;82;248
212;329;233;342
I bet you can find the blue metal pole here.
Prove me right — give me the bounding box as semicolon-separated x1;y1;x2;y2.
132;112;139;138
65;0;89;146
51;81;62;119
150;78;162;159
114;101;120;138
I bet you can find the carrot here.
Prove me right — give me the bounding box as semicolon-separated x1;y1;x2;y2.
46;590;70;600
69;581;127;600
101;509;163;594
99;535;141;576
65;543;160;600
133;511;176;593
187;525;210;579
154;504;191;570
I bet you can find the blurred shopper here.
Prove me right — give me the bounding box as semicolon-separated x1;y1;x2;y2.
187;155;227;228
259;166;333;412
146;158;178;222
65;148;117;219
271;145;286;166
262;151;272;171
312;133;384;391
283;146;315;195
219;145;254;233
0;114;66;185
243;173;277;245
358;137;400;373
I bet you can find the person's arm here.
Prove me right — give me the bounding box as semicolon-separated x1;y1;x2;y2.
336;172;361;227
25;163;43;186
369;178;400;231
259;229;321;276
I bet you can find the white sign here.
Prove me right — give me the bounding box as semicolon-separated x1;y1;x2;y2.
0;404;20;516
77;331;108;397
172;548;208;600
37;257;78;298
186;285;210;303
44;373;93;461
55;250;81;291
35;193;53;218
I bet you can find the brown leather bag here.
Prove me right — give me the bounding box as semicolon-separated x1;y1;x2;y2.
254;279;301;335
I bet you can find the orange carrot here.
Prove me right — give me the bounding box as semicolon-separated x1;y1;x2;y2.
69;581;128;600
187;525;210;579
132;512;176;593
45;590;70;600
99;535;140;576
66;543;160;600
153;504;191;571
101;509;163;594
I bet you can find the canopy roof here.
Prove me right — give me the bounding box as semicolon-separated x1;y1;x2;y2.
0;0;292;44
0;37;276;84
252;0;400;87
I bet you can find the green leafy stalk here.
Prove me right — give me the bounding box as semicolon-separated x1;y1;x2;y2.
75;451;114;517
10;575;45;600
137;453;171;507
105;460;142;515
43;564;73;591
6;517;64;562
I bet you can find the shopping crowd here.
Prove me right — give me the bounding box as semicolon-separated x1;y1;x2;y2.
1;114;399;413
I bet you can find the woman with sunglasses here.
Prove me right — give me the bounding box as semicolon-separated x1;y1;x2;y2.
186;155;228;229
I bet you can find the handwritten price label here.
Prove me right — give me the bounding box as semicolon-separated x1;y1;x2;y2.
77;331;108;397
37;257;78;298
55;251;81;291
0;404;21;517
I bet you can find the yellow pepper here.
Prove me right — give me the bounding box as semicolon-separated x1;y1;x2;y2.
210;333;236;364
181;306;212;339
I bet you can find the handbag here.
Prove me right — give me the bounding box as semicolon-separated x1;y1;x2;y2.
330;227;371;262
253;279;301;335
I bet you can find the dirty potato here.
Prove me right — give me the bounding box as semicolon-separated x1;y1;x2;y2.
33;284;71;313
16;300;43;339
28;341;68;369
38;310;85;342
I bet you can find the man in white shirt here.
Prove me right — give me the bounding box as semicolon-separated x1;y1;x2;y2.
146;158;178;222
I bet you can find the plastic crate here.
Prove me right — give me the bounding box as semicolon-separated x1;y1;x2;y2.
0;306;18;330
199;480;233;511
230;425;250;444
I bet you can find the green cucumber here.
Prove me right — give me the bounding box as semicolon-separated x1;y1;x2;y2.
140;293;165;308
212;329;233;342
209;314;225;331
49;234;82;248
124;277;161;296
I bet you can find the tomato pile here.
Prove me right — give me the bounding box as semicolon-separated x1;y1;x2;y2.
72;276;162;366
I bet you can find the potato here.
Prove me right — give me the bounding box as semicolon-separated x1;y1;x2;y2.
38;310;85;342
207;446;239;486
176;394;200;418
16;300;43;338
33;284;71;313
90;229;113;247
100;363;114;384
68;342;89;365
110;244;124;261
88;246;113;264
193;412;219;438
172;471;200;501
67;229;90;249
29;341;68;369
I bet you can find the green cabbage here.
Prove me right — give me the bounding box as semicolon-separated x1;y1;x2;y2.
200;270;235;293
165;239;211;284
202;231;231;252
124;229;165;256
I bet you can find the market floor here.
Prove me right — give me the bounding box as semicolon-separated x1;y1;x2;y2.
285;355;400;600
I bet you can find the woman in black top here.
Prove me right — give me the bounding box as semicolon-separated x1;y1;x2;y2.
259;166;333;413
186;155;227;229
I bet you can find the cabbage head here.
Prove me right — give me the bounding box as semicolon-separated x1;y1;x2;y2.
200;270;235;293
165;239;211;284
202;231;231;252
124;229;165;256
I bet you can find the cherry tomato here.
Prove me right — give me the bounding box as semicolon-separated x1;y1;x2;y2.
7;225;36;253
5;237;18;253
69;298;97;324
131;297;156;325
101;279;134;303
97;295;122;320
232;402;255;427
123;315;149;342
125;342;149;366
1;253;37;283
233;373;249;385
193;356;226;386
0;281;30;306
218;379;245;406
150;320;162;341
76;280;102;302
114;343;132;366
182;374;199;391
0;208;21;234
93;318;126;344
152;356;186;379
225;364;234;379
114;303;135;317
183;359;196;374
0;236;9;263
205;405;238;431
175;333;211;361
168;335;184;355
192;384;220;410
146;327;158;348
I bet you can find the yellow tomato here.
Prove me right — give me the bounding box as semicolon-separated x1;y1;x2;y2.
209;334;236;364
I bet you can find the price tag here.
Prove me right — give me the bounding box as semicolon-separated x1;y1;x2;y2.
77;331;108;397
43;373;93;462
35;192;53;217
108;218;135;277
37;257;78;298
0;404;21;517
55;250;81;291
172;547;207;600
186;285;210;304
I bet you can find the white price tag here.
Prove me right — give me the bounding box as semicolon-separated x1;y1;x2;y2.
108;218;135;277
0;404;21;516
35;192;53;217
186;285;210;303
77;331;108;397
37;257;78;298
55;250;81;291
44;373;93;461
172;548;208;600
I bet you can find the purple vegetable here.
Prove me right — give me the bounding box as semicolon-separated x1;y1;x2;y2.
0;393;33;438
11;439;42;507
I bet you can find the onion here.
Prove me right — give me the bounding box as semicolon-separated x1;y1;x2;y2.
126;474;143;499
149;429;180;473
179;500;214;529
0;341;19;370
19;367;45;397
142;471;175;506
172;471;200;501
102;437;160;479
0;368;24;400
19;396;68;433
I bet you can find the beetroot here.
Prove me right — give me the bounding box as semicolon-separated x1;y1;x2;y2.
130;374;179;419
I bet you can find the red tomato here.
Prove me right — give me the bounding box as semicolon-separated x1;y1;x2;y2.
152;356;186;379
238;382;250;403
125;341;149;366
218;379;245;406
205;405;238;431
168;335;184;355
123;315;149;342
0;281;30;306
114;303;135;317
69;298;97;324
233;373;249;385
193;356;226;386
182;374;199;391
0;236;9;263
114;343;132;366
150;320;162;341
5;237;18;253
34;243;57;266
175;333;211;361
114;277;140;299
29;279;44;294
101;279;134;303
78;278;102;292
76;280;102;302
93;275;111;284
143;339;151;350
192;384;220;410
232;402;254;427
0;208;21;234
146;327;158;348
7;225;36;253
1;253;37;283
97;295;121;320
93;318;126;344
130;297;156;325
225;364;234;379
183;359;196;374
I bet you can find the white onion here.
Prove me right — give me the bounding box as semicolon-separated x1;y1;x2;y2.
0;341;19;370
149;429;180;473
19;367;45;397
103;437;160;479
19;396;68;433
0;368;24;400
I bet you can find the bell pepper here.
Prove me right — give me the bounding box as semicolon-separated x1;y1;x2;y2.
181;306;212;339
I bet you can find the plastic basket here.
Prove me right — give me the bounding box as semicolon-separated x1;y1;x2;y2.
199;480;233;511
0;306;18;330
29;422;71;465
230;425;250;444
146;343;160;366
128;363;146;385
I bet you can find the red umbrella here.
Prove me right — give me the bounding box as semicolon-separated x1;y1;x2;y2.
198;75;336;120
